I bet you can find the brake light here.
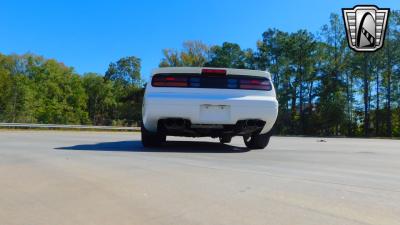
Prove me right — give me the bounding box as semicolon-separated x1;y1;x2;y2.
201;69;226;75
152;76;188;87
239;79;272;91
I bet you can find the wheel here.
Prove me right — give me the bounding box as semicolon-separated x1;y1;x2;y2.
141;122;166;147
243;132;271;149
219;136;232;144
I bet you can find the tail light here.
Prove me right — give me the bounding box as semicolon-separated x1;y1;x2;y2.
151;74;272;91
239;79;272;91
152;76;188;87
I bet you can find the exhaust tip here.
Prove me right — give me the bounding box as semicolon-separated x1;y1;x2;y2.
162;118;189;129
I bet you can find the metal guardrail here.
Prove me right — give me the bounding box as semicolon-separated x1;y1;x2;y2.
0;123;140;131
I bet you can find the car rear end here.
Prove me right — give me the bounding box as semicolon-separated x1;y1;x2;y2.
141;67;278;149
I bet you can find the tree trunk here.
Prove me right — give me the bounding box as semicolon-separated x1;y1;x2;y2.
386;71;392;137
346;72;352;136
299;73;304;132
291;84;297;133
363;54;370;137
386;50;392;137
308;80;313;115
376;70;380;136
306;80;313;134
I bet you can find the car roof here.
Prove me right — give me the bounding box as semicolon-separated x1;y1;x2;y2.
152;67;271;79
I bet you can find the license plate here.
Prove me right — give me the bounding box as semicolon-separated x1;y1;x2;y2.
199;104;230;123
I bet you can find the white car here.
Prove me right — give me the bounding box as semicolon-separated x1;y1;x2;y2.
141;67;278;149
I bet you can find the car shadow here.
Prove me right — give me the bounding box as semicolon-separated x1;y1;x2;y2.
55;140;249;153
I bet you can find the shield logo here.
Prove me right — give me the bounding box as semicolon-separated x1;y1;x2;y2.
342;5;390;52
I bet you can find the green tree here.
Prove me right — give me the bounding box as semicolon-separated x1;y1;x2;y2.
318;13;348;135
105;56;142;86
206;42;247;68
0;54;13;121
105;56;144;125
0;54;37;123
286;30;317;133
256;29;292;134
381;10;400;136
82;73;116;125
160;41;209;67
32;59;88;124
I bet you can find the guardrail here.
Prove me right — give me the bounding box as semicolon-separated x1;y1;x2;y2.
0;123;140;131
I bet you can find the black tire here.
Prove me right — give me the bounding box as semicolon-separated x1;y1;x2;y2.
243;132;271;149
141;122;166;147
219;136;232;144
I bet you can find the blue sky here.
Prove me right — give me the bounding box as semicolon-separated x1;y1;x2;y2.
1;0;397;81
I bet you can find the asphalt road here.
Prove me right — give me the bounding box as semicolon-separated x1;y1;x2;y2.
0;131;399;225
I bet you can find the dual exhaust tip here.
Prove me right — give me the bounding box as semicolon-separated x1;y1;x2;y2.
161;118;265;130
162;118;188;129
240;119;265;128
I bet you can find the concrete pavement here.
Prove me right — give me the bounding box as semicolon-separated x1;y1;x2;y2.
0;131;399;225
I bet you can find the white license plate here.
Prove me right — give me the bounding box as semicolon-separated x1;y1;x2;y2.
199;104;230;123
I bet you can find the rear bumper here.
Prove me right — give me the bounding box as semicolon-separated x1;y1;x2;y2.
143;93;278;134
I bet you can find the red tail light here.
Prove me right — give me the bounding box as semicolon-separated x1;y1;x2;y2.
239;79;272;91
151;73;272;91
152;76;188;87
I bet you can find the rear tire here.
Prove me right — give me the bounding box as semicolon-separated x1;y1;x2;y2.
243;132;271;149
141;122;166;147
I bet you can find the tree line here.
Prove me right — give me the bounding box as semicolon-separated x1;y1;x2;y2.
0;54;144;126
1;12;400;137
